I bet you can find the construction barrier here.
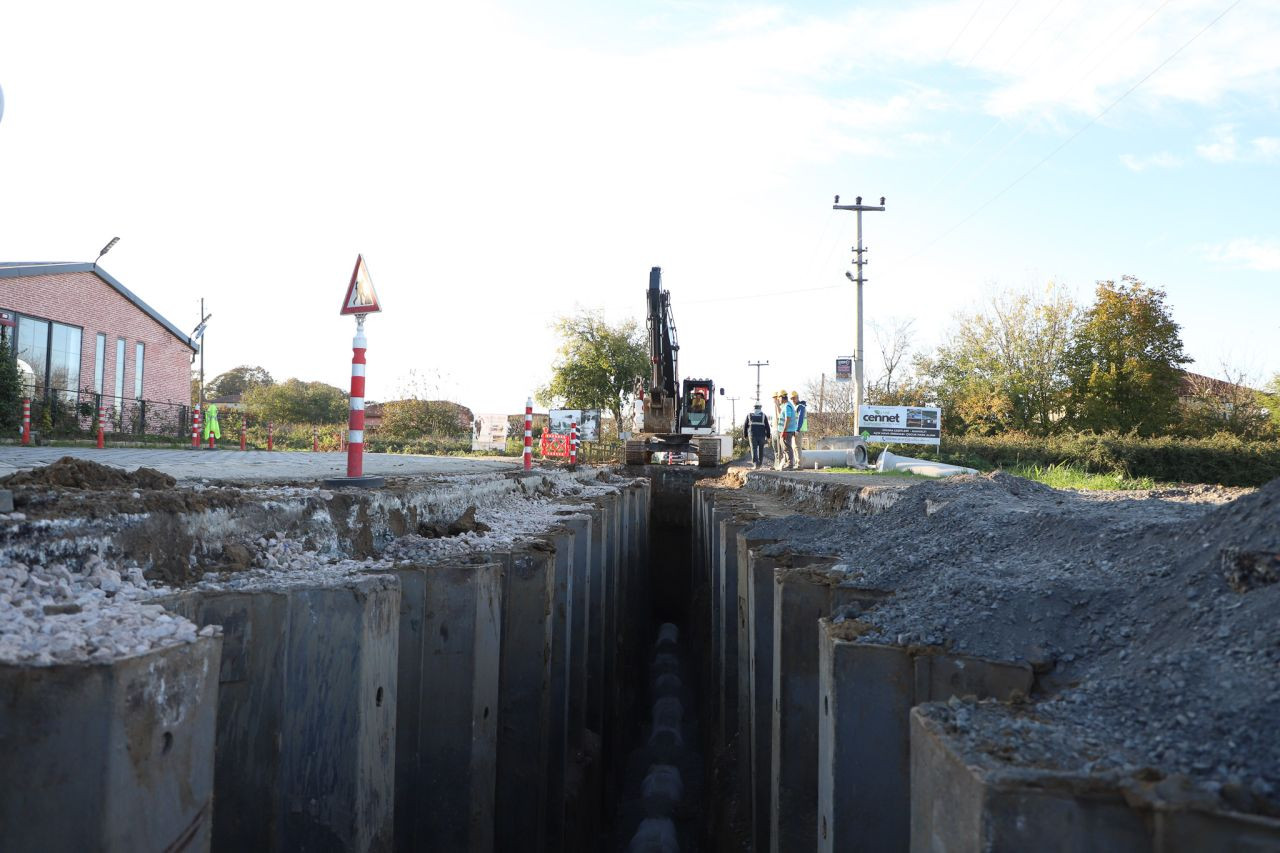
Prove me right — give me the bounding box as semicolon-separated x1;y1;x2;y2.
540;432;571;459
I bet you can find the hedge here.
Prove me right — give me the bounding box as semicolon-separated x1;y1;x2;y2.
923;431;1280;487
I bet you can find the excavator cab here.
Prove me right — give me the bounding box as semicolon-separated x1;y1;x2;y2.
680;380;716;431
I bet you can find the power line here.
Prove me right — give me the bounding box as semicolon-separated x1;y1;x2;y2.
964;0;1018;68
945;0;987;60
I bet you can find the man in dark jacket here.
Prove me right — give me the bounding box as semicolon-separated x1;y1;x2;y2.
743;403;771;469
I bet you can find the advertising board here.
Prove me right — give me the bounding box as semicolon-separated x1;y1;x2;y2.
835;357;852;381
472;413;509;451
857;405;941;446
549;409;601;442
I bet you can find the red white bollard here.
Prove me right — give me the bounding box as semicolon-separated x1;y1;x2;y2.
523;398;533;471
346;318;367;477
267;421;274;451
240;421;247;451
312;428;319;452
569;421;578;466
96;404;105;449
22;398;30;446
208;432;215;450
192;409;200;448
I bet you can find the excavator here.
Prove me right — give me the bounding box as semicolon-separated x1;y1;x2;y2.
625;267;723;467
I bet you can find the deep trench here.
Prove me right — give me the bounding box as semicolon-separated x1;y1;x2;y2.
605;468;711;852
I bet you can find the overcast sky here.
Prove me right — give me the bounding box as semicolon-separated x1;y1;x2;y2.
2;0;1277;416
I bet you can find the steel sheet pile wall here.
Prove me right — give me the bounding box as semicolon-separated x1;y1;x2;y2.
1;473;651;853
691;478;1280;853
0;638;222;852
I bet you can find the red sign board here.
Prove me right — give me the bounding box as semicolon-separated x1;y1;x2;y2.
341;254;381;315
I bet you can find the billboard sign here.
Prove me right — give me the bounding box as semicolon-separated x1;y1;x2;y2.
472;412;509;451
835;357;852;381
549;409;601;442
857;405;941;446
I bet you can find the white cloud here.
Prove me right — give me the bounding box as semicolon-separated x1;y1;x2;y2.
1203;239;1280;272
1196;125;1239;162
1119;151;1183;171
1251;137;1280;160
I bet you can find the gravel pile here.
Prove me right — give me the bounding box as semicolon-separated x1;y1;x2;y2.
745;472;1280;815
0;555;215;665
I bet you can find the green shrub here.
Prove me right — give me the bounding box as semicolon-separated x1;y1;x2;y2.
923;431;1280;487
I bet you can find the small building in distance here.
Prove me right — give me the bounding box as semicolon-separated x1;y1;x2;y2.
0;262;196;435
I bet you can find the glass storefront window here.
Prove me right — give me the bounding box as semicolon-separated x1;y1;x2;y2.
15;315;49;396
49;322;82;400
134;342;145;399
115;338;125;415
94;334;106;394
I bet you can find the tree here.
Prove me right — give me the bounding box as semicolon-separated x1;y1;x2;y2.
870;317;916;399
1066;276;1189;435
242;378;348;424
1261;374;1280;436
918;284;1078;435
206;365;274;399
538;312;648;430
0;335;21;434
380;399;472;439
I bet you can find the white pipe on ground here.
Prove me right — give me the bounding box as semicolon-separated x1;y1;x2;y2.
798;449;863;469
876;450;977;478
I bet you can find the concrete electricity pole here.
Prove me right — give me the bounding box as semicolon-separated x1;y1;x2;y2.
727;396;740;428
747;360;769;405
832;195;885;422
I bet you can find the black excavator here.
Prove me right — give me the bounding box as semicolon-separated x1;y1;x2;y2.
624;266;723;467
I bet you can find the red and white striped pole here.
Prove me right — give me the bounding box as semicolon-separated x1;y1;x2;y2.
22;399;30;446
569;421;578;466
523;398;533;471
97;404;105;449
313;427;318;452
267;421;274;451
191;408;200;448
240;419;247;451
346;316;367;477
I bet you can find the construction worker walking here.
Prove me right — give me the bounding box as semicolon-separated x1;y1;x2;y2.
743;403;771;469
791;391;807;461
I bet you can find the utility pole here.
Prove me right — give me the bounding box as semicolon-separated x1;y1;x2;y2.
832;194;885;425
727;396;740;429
747;360;769;405
191;301;211;412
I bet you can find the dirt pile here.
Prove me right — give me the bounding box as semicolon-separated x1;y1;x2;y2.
744;472;1280;815
1;456;175;490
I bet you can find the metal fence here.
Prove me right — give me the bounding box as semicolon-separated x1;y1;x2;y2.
21;387;190;441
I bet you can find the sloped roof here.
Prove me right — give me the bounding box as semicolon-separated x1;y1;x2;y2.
0;262;197;351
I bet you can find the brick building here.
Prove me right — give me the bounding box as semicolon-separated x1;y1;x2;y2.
0;262;195;434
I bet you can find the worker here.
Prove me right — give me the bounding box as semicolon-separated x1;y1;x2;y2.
203;401;221;449
779;391;798;470
791;391;808;456
689;388;707;413
743;402;771;469
771;390;786;470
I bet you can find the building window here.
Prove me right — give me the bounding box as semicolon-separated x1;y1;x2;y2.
15;314;49;396
94;334;106;394
115;338;125;414
49;322;82;400
134;342;145;399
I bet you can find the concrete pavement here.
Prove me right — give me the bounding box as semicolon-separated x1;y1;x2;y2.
0;446;521;483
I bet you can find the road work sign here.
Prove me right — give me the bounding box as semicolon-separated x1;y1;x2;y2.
341;254;381;315
858;405;941;446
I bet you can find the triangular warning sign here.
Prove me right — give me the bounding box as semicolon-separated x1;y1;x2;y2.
341;254;381;315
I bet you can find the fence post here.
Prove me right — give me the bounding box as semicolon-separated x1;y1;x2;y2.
267;421;274;451
570;421;578;466
523;398;533;471
22;399;30;446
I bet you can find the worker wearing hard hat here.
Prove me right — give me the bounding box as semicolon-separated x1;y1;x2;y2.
778;392;798;470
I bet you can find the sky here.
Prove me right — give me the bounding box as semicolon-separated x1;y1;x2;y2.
2;0;1277;418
